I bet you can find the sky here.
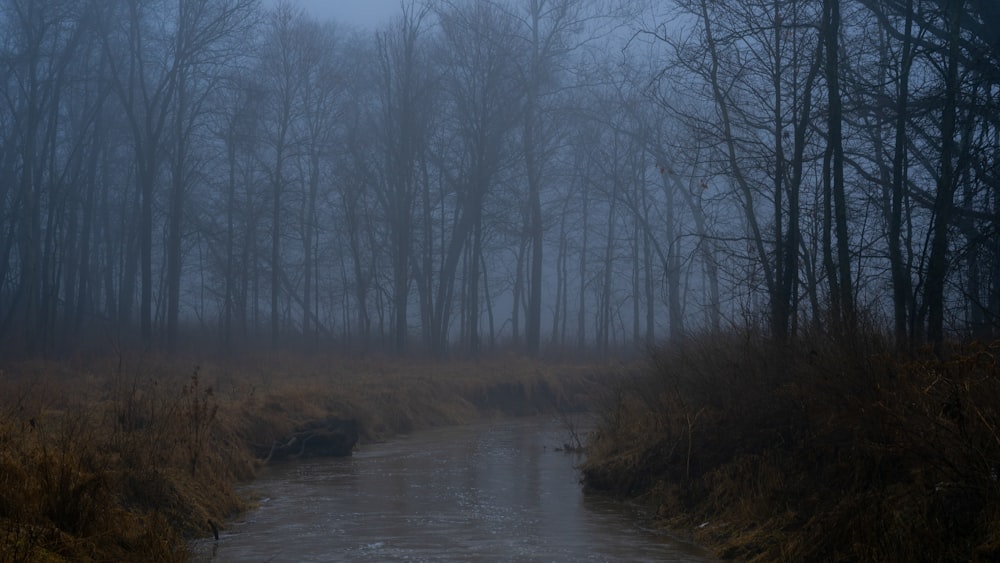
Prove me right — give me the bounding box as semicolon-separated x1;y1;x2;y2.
282;0;403;28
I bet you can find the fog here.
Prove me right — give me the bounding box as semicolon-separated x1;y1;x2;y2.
276;0;401;28
0;0;997;358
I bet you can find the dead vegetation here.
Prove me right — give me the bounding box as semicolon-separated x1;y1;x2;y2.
0;354;602;561
582;328;1000;562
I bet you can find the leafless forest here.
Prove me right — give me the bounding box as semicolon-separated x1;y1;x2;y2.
1;0;997;358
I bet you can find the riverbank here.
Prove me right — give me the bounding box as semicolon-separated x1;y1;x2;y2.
0;354;607;561
581;329;1000;561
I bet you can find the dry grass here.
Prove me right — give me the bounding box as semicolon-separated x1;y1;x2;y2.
582;329;1000;562
0;353;605;561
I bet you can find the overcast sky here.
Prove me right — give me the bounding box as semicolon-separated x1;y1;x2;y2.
282;0;403;28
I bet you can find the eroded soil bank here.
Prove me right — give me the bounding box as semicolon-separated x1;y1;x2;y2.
0;355;611;561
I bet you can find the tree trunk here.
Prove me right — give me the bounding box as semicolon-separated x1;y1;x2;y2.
577;184;589;349
524;99;543;356
926;0;963;354
271;144;283;350
824;0;855;334
698;0;776;320
166;67;188;353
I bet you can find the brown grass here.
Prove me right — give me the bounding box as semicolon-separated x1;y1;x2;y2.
582;328;1000;562
0;353;605;561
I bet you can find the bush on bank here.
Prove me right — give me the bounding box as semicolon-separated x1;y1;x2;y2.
582;328;1000;562
0;355;601;561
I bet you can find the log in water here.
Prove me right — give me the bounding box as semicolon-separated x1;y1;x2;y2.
193;417;715;562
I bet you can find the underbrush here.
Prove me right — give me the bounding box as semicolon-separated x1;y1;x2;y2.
582;329;1000;562
0;366;250;562
0;354;601;560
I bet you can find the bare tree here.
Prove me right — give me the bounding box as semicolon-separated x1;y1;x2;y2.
372;3;434;355
0;0;100;353
430;0;523;356
164;0;257;352
924;0;963;353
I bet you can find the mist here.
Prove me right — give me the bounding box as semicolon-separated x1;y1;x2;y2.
0;0;997;359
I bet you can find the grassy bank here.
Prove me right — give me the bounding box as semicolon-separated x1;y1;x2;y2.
0;354;604;561
582;329;1000;562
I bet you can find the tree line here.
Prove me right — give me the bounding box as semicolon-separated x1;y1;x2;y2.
0;0;996;359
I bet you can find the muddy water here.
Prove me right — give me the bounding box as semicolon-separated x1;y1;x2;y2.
194;418;714;562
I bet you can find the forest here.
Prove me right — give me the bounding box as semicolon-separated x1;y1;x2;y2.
2;1;1000;560
0;0;997;359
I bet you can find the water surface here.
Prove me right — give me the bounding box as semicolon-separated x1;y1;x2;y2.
195;417;713;562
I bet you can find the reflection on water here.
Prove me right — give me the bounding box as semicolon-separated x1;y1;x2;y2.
193;418;714;562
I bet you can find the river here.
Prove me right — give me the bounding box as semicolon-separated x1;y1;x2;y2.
193;417;715;562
